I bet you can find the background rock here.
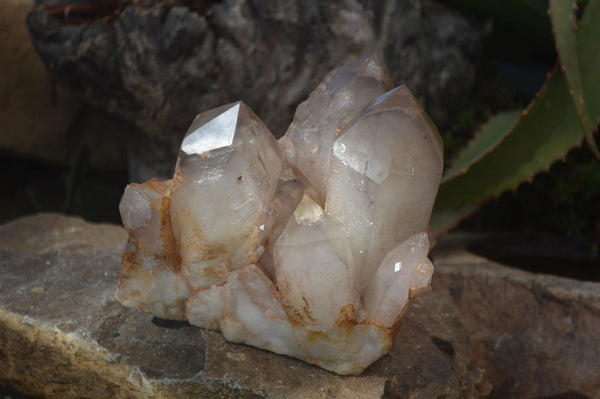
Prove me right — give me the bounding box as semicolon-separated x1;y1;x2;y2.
26;0;489;181
432;234;600;399
0;214;487;399
0;0;127;170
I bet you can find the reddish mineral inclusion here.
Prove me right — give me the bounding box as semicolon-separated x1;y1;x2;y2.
116;55;443;375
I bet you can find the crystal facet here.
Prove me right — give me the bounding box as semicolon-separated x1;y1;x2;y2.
170;101;283;291
117;55;443;375
279;54;393;203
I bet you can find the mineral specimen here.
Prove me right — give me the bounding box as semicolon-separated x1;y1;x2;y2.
117;55;443;375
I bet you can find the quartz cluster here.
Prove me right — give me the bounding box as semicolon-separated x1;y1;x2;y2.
117;55;443;375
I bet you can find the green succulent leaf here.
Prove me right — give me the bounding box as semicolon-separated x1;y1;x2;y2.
549;0;600;158
431;0;600;234
430;205;478;236
433;67;585;222
578;0;600;128
442;110;522;183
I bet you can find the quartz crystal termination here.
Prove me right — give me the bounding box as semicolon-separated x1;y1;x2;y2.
117;55;444;375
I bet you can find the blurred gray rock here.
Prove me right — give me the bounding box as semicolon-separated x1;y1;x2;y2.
27;0;489;181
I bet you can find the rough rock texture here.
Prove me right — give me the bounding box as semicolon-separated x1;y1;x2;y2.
0;214;487;398
4;215;599;398
0;0;128;170
432;234;600;399
26;0;489;180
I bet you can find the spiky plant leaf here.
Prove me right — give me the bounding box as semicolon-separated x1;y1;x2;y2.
578;0;600;125
442;110;522;183
549;0;600;158
431;0;600;233
433;68;585;220
430;205;477;235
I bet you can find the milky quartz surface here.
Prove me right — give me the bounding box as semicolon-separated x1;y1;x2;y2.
117;55;443;375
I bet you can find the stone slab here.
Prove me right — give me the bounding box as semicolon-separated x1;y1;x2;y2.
432;234;600;399
0;214;487;398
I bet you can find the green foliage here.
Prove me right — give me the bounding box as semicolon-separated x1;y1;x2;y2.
550;0;600;158
464;147;600;237
431;0;600;234
578;0;600;127
441;110;522;183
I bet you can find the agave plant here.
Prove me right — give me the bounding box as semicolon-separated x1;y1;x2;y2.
431;0;600;233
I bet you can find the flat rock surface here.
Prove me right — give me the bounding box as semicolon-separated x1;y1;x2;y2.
0;214;487;398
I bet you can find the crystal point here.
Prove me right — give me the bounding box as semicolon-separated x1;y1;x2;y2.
280;54;393;202
169;102;283;291
180;102;240;155
117;58;443;375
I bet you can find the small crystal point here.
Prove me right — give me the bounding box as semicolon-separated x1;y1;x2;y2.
363;232;433;329
117;58;443;375
180;102;240;155
117;179;190;320
293;193;324;225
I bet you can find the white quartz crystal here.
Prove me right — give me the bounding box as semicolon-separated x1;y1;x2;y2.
117;55;443;375
279;54;393;204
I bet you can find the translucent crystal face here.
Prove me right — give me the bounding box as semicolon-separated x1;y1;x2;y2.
170;102;283;290
280;54;393;204
326;86;443;288
117;179;190;320
117;55;443;375
274;194;358;329
180;103;239;155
